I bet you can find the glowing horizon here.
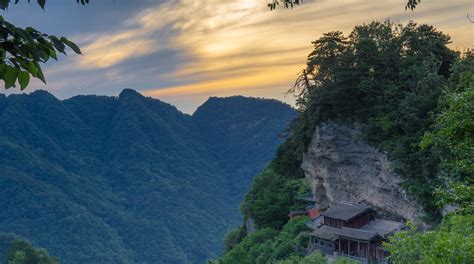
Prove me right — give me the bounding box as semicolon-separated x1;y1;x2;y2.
2;0;473;113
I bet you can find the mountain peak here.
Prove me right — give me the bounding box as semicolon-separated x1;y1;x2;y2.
0;90;296;263
119;88;142;100
193;95;295;118
30;90;56;99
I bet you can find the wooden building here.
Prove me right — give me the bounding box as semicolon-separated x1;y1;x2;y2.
308;202;403;262
289;193;320;220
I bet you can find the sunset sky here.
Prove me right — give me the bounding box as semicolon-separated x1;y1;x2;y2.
3;0;473;113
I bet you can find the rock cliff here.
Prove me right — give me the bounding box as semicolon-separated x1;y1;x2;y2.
302;122;424;223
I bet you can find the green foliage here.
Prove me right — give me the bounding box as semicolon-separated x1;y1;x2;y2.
268;0;302;10
421;55;474;180
0;0;89;10
406;0;422;10
6;240;58;264
0;0;87;90
268;216;310;260
418;54;474;218
435;182;474;215
296;252;327;264
220;21;471;264
387;60;473;261
218;228;279;264
242;166;292;229
276;252;360;264
332;258;359;264
224;225;247;252
242;163;309;229
277;251;327;264
384;215;474;263
0;15;83;89
0;91;295;263
435;182;474;216
289;21;459;220
218;217;309;264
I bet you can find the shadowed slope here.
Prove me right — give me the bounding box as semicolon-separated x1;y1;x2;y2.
0;90;295;263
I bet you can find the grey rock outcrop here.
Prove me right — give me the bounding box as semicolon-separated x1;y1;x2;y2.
245;217;256;235
302;122;424;223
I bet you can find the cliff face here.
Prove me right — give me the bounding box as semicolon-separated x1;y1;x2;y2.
302;122;424;223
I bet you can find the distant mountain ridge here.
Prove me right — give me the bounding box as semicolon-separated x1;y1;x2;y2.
0;89;296;263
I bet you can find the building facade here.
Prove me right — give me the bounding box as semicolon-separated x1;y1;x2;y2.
307;202;403;262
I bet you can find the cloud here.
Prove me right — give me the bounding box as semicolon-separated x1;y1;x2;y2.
136;0;473;111
4;0;472;114
79;31;161;69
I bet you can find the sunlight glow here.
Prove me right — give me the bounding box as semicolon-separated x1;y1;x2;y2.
69;0;473;112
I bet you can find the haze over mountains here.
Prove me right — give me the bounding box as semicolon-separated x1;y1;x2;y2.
0;89;296;263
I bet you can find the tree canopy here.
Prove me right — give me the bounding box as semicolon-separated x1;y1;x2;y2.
6;240;59;264
288;21;460;220
218;20;472;263
384;215;474;263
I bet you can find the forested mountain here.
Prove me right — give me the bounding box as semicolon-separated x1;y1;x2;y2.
0;89;296;263
216;21;473;263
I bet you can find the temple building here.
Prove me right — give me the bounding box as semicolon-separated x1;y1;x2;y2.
289;193;320;219
307;202;404;262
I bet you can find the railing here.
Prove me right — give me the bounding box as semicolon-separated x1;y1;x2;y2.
333;252;390;264
334;252;368;263
309;244;335;256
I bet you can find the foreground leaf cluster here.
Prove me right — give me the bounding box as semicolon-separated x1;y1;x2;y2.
0;0;86;89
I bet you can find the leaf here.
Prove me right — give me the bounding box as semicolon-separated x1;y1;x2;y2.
26;61;38;76
50;36;66;54
61;37;82;54
32;61;46;83
49;48;57;60
18;71;30;90
4;66;18;88
37;0;46;9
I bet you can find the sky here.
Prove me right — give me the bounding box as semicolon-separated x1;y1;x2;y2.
2;0;473;113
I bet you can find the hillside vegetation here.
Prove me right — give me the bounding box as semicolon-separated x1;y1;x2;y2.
215;21;473;263
0;90;296;263
0;233;58;264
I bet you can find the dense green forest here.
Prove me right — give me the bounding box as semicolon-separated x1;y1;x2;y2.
215;21;473;263
0;233;58;264
0;90;296;263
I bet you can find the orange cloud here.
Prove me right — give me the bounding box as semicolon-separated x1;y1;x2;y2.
67;0;472;113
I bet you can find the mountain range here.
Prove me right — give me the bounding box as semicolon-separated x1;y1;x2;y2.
0;89;296;263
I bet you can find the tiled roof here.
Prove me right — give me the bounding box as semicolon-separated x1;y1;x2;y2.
361;219;404;238
338;227;379;241
311;225;379;241
310;225;340;241
321;202;371;221
306;215;324;229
